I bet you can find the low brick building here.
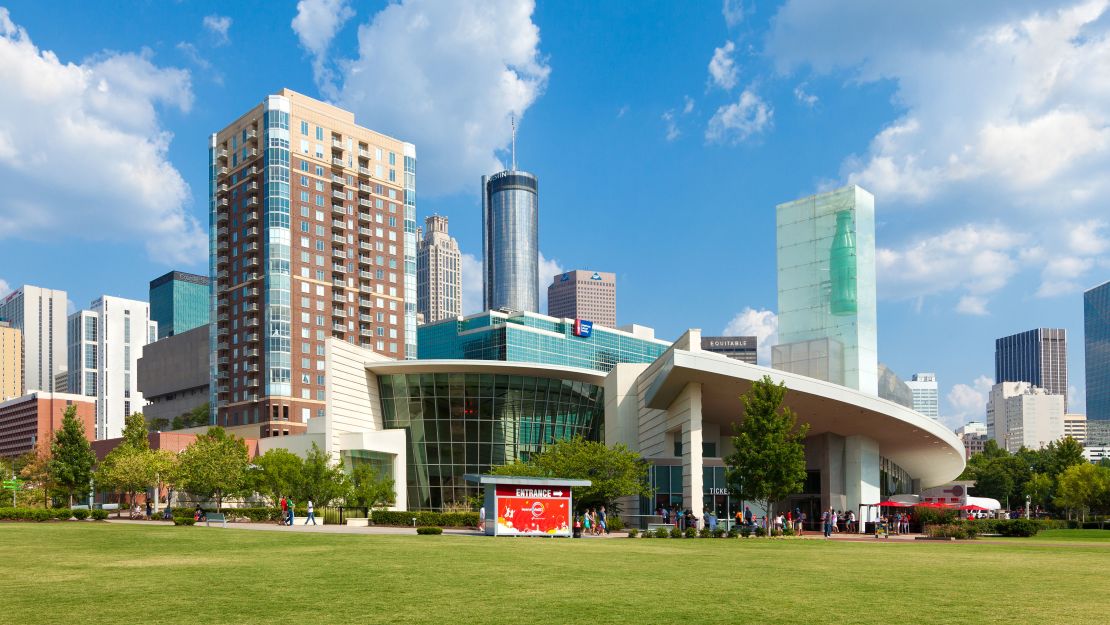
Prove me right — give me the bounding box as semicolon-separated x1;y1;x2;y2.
0;392;96;457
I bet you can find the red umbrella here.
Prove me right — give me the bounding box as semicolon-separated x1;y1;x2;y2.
959;504;988;511
873;500;912;507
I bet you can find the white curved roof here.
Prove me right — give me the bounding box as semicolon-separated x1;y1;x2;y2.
365;359;607;385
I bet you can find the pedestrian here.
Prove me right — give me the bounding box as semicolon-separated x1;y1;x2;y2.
582;509;591;534
831;509;839;533
798;511;807;536
599;506;608;534
847;510;856;533
822;508;832;538
305;499;317;525
280;495;288;525
145;499;153;520
286;499;295;526
478;505;486;531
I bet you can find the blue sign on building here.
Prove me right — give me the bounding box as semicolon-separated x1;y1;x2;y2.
574;319;593;338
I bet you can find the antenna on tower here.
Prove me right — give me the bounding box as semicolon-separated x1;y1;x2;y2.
511;114;517;171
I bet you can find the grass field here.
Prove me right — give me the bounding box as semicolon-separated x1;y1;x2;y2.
2;524;1108;625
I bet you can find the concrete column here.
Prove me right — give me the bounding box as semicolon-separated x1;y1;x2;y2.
675;383;704;529
844;434;880;530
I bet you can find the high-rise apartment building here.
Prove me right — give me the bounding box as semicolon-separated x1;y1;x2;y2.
547;271;616;328
482;169;539;312
0;285;68;394
416;215;461;324
906;372;939;419
210;89;416;436
986;381;1065;452
1085;280;1110;421
700;336;757;364
955;422;989;458
1063;413;1087;445
995;328;1068;409
67;296;157;440
0;321;22;400
773;185;878;395
150;271;210;339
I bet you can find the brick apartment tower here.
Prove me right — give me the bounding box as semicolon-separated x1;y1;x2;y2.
0;321;22;401
417;215;462;324
547;270;617;329
210;89;416;436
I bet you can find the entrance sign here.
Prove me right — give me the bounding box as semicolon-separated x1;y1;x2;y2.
465;474;592;537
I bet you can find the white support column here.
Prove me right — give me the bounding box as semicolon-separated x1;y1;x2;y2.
844;434;880;531
674;382;704;529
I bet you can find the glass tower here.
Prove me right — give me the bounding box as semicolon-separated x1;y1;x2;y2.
482;170;539;312
149;271;210;339
994;328;1068;409
1086;281;1110;421
773;185;878;395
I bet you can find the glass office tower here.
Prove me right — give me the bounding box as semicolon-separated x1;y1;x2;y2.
149;271;209;339
773;185;878;395
482;170;539;312
1086;281;1110;421
995;328;1068;409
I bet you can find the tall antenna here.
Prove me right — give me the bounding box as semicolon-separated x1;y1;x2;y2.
511;114;517;171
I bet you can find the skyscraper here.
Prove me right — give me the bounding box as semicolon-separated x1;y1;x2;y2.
773;185;878;394
1085;280;1110;421
210;89;416;435
0;285;68;394
986;381;1065;452
416;215;461;324
67;296;157;440
482;169;539;312
995;328;1067;409
547;270;616;328
906;372;939;419
0;321;21;400
149;271;210;339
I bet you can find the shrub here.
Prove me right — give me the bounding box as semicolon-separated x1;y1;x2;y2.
670;527;683;538
90;509;108;521
924;524;969;539
684;527;698;539
754;526;766;537
913;506;958;526
71;509;89;520
627;528;639;538
713;527;726;538
698;527;712;538
654;527;670;538
781;524;795;537
416;526;443;535
740;526;752;538
173;517;196;526
371;510;478;527
606;516;624;532
727;527;739;538
999;519;1039;537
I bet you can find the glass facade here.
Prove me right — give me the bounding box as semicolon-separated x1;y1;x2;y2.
482;171;539;312
378;372;604;510
149;271;210;339
995;328;1068;407
417;310;670;373
1086;281;1110;421
263;98;292;397
403;148;417;359
774;185;878;395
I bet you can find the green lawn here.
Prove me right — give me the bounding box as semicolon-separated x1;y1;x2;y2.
991;528;1110;542
2;524;1108;625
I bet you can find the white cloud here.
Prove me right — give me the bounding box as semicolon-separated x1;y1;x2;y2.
706;89;772;144
945;374;994;428
683;95;695;114
0;9;204;264
722;307;778;366
616;105;629;118
793;83;817;107
303;0;550;196
1068;219;1109;255
708;41;738;90
202;15;232;46
537;252;564;313
955;295;989;316
292;0;354;97
0;278;9;299
460;252;484;315
722;0;744;28
661;110;679;141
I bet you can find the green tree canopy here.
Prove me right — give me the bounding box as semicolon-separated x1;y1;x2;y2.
297;443;349;507
251;448;304;505
121;412;149;451
178;427;249;508
1055;462;1110;521
95;447;156;509
48;405;97;506
348;464;396;509
724;375;810;535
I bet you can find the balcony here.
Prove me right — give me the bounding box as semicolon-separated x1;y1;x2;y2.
243;242;259;252
217;183;229;193
246;379;259;388
244;303;259;312
359;314;373;322
244;287;259;297
217;356;229;365
359;255;372;265
332;219;345;230
244;363;259;372
245;333;259;342
216;313;228;323
217;341;229;351
245;196;259;207
332;157;344;167
332;138;343;149
358;166;371;177
217;197;228;207
216;326;229;337
360;327;373;337
244;211;258;223
332;263;347;273
215;210;229;225
216;226;228;237
245;181;258;191
331;190;346;200
245;128;257;141
244;348;259;358
358;148;370;159
217;148;228;160
359;227;373;237
217;385;230;394
359;198;372;208
359;298;372;308
332;308;347;318
332;293;346;303
359;270;373;280
331;234;345;244
246;147;258;158
359;183;373;193
333;323;346;332
332;278;346;288
359;284;374;294
244;257;259;267
216;270;229;280
216;255;228;267
359;241;373;251
332;204;346;216
218;166;228;175
244;227;259;239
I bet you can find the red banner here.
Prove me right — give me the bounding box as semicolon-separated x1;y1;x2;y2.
494;484;573;536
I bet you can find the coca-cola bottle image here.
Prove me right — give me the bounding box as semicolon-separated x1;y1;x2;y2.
829;210;857;315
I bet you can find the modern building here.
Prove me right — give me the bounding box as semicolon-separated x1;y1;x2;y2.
417;309;671;373
773;185;878;395
1085;280;1110;421
956;422;989;458
264;330;965;518
67;296;157;440
700;336;757;364
547;270;616;329
0;321;21;401
1085;420;1110;462
1063;413;1087;445
0;391;96;458
0;285;68;394
482;169;539;313
995;328;1068;409
986;381;1065;452
905;373;939;419
137;325;209;429
416;215;461;324
149;271;210;339
210;89;417;436
877;364;913;409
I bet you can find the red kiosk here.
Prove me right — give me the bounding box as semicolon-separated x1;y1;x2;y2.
465;474;592;537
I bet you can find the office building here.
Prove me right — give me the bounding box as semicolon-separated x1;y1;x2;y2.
547;271;617;329
906;373;939;419
210;89;417;436
986;381;1065;452
1063;413;1087;445
956;422;989;458
67;296;157;440
0;285;68;394
0;391;96;458
700;336;757;364
773;185;878;395
416;215;462;324
0;321;21;401
995;328;1068;409
877;364;914;409
149;271;210;339
1085;280;1110;421
417;309;670;373
482;169;539;313
137;325;209;429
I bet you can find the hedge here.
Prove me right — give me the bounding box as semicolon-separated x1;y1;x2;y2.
416;526;443;535
0;508;115;521
168;507;283;522
371;510;478;527
173;517;196;526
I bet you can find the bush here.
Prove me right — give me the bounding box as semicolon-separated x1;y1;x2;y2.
713;527;726;538
740;526;752;538
416;526;443;535
173;517;196;526
727;527;739;538
913;506;958;526
925;524;969;539
698;527;712;538
781;524;795;537
627;528;639;538
754;526;766;537
371;510;478;527
684;527;698;539
90;509;108;521
999;519;1039;537
670;527;683;539
606;516;624;532
71;509;89;521
654;527;670;538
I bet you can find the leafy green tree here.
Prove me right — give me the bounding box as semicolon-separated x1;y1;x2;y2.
297;443;349;507
178;427;249;508
121;412;150;450
348;464;396;509
252;448;304;505
95;448;155;512
490;437;651;512
48;405;97;507
1055;463;1110;521
1043;437;1086;478
1024;472;1054;510
149;449;180;511
149;418;170;432
724;375;810;536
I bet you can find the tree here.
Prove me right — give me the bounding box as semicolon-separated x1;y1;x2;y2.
48;405;97;507
348;464;396;510
18;444;52;508
724;375;810;536
121;412;150;450
1055;463;1110;522
171;404;210;431
149;449;180;511
252;448;304;505
95;448;156;513
1024;472;1054;511
297;443;349;507
178;427;249;508
150;418;170;432
490;437;651;512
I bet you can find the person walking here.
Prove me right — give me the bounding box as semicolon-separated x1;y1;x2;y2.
831;510;839;533
599;506;608;535
744;505;753;528
280;496;288;525
798;510;806;536
145;500;153;520
822;508;832;538
305;499;317;525
286;499;295;526
478;505;486;531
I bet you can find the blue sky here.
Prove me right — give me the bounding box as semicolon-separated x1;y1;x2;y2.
1;0;1108;428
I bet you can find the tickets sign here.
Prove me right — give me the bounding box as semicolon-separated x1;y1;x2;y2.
494;484;573;536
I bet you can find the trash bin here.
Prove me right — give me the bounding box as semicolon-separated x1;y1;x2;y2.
573;521;582;538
